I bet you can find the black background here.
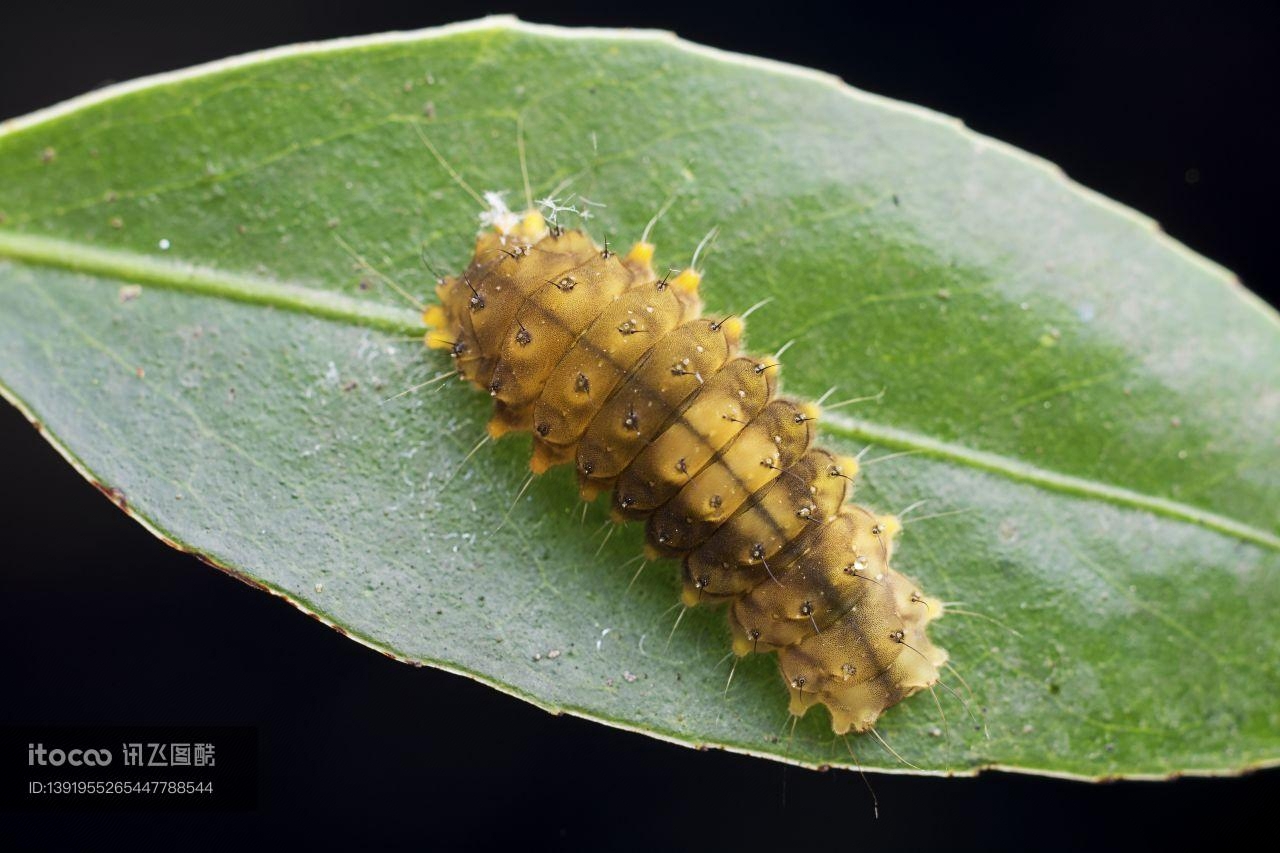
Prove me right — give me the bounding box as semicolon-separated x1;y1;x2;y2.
2;2;1276;850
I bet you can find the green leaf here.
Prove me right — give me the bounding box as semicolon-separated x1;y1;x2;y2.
1;17;1276;780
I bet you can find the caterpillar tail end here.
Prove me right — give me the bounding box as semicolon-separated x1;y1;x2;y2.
823;632;949;735
772;559;949;736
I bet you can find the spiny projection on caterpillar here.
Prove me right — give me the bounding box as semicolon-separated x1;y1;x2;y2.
416;187;949;737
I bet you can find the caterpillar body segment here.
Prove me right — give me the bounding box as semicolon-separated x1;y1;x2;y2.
424;210;947;734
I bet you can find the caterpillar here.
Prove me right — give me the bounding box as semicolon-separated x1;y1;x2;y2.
421;207;947;735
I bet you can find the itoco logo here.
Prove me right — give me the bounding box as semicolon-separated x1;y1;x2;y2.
28;743;113;766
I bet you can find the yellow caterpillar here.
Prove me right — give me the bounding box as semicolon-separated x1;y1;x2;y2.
423;209;946;734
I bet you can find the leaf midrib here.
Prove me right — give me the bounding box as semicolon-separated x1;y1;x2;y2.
3;228;1276;552
0;231;416;334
